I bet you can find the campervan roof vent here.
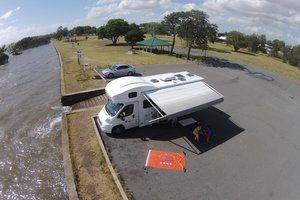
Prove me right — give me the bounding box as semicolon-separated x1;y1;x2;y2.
160;73;176;81
186;73;194;77
175;74;184;78
174;74;186;81
150;79;159;83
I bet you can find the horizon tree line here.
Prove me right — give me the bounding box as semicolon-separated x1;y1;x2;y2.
5;9;300;68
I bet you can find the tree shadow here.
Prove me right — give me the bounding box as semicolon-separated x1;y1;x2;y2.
202;57;247;71
236;51;256;56
105;43;130;47
137;48;171;55
208;47;231;54
201;57;274;82
99;107;244;155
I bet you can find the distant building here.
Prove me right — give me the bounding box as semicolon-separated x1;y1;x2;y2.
264;44;273;54
217;36;227;42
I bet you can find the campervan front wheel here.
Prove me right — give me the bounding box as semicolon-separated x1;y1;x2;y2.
112;125;124;135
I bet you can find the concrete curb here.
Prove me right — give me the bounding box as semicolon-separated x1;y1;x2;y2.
91;116;129;200
53;43;66;96
61;113;79;200
94;68;108;82
61;88;105;106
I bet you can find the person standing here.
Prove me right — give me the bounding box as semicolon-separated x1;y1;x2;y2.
193;122;202;143
203;125;213;146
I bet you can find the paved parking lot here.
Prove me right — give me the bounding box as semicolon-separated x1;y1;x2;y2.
99;62;300;200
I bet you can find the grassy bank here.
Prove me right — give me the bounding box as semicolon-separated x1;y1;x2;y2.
55;35;300;93
54;37;186;94
67;107;123;200
207;42;300;82
157;35;300;82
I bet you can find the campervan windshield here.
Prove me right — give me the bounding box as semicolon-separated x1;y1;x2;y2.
105;100;123;116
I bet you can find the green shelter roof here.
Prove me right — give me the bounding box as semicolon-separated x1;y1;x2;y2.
136;37;171;46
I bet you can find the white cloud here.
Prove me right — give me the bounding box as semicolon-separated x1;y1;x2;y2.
0;7;21;20
118;0;171;10
200;0;300;44
0;10;13;20
86;0;198;24
0;24;58;46
97;0;119;5
14;7;21;12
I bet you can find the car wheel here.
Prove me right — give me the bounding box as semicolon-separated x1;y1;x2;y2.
108;73;114;79
127;71;133;76
112;125;124;135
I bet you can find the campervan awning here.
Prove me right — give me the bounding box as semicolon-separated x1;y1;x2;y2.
143;81;224;117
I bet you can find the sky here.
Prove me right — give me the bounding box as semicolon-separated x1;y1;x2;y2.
0;0;300;46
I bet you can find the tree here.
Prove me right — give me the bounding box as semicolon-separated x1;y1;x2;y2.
271;39;285;58
140;22;168;36
56;26;68;40
129;23;140;30
177;10;218;60
97;26;107;39
258;34;267;53
97;19;130;44
281;45;291;63
246;34;260;53
69;26;96;36
12;35;51;53
0;45;9;65
125;30;144;48
226;31;246;51
288;45;300;67
162;11;184;55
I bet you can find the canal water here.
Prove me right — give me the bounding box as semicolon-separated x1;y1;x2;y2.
0;43;69;199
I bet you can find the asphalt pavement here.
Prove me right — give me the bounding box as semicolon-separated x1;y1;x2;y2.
99;62;300;200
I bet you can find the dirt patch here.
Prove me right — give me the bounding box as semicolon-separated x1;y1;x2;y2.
67;107;122;200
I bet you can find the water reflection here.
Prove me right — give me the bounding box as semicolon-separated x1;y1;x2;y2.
0;44;68;199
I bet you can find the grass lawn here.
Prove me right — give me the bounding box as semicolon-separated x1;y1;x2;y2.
67;107;125;200
54;37;186;94
55;35;300;94
156;34;300;82
206;42;300;82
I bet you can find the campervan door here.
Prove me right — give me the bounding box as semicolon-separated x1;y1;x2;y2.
117;101;139;130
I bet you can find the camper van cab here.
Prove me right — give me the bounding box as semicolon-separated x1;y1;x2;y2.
97;71;224;134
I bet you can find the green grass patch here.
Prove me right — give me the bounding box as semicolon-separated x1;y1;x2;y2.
67;108;124;200
206;42;300;82
155;35;300;82
54;37;186;94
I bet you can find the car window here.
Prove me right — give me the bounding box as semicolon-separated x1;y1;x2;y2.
110;64;117;70
117;65;129;70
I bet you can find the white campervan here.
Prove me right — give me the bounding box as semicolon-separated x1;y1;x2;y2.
97;71;224;134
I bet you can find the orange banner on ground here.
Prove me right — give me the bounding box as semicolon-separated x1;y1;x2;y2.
145;150;186;171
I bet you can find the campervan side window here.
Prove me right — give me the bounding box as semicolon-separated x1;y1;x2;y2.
128;92;137;98
119;104;134;117
143;100;153;109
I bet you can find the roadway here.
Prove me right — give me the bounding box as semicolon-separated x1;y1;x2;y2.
99;61;300;200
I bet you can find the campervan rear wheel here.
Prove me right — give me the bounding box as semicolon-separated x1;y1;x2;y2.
112;125;124;135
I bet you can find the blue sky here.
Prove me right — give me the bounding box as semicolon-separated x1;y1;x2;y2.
1;0;300;46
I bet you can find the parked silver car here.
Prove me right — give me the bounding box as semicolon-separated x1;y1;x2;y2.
102;64;136;79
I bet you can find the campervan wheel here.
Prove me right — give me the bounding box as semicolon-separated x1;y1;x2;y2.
112;125;124;135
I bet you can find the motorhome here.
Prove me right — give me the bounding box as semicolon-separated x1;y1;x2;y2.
97;71;224;134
